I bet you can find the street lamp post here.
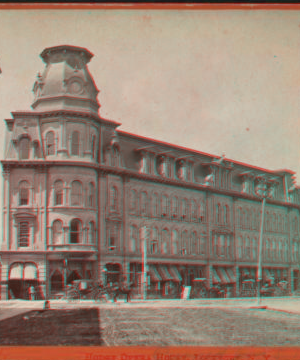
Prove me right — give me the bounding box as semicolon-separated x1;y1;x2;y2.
63;258;68;299
257;197;266;305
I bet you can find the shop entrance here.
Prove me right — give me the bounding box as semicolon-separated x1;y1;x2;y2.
8;262;39;300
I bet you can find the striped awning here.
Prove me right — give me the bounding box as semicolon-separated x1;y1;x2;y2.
212;268;221;284
24;263;38;280
9;263;24;280
216;268;231;285
168;265;182;282
158;265;173;281
148;264;162;282
225;268;235;283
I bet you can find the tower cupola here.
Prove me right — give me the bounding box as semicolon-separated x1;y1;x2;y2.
31;45;100;115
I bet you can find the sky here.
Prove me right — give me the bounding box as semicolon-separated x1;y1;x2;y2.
0;9;300;184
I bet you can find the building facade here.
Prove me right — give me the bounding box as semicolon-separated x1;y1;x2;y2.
1;45;300;300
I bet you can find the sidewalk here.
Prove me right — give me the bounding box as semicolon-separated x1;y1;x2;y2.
1;296;300;314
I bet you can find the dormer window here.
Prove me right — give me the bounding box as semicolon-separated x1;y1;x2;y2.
19;137;30;160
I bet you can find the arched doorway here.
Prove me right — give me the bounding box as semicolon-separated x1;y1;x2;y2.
51;270;63;293
8;262;39;300
106;263;121;285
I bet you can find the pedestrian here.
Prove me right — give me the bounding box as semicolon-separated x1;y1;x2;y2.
28;285;35;301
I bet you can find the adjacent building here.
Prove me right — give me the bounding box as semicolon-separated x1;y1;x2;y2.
1;45;299;300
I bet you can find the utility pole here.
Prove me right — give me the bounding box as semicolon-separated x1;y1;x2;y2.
142;225;148;300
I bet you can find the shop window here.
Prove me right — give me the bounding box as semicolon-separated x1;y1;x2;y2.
46;131;55;156
18;221;29;247
108;225;118;250
71;181;82;206
52;220;63;245
54;180;63;206
19;181;29;206
19;137;30;160
71;131;80;156
70;219;81;244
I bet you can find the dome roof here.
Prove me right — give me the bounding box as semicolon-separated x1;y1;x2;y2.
31;45;100;115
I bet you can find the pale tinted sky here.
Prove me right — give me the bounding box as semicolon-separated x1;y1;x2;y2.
0;9;300;178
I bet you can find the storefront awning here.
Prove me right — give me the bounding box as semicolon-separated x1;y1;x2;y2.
168;265;182;282
212;268;221;284
216;268;231;285
24;263;38;280
157;265;173;281
225;268;235;283
148;264;162;282
9;263;24;280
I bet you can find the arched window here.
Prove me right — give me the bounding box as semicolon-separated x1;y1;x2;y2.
245;237;250;259
266;239;270;259
140;191;147;215
52;220;63;245
224;205;229;225
19;181;29;206
161;228;169;254
150;227;159;254
130;190;137;212
171;229;178;255
162;195;169;216
88;221;95;244
70;219;81;244
150;193;158;217
129;225;137;252
200;235;206;255
88;182;95;208
217;234;225;256
71;131;80;156
91;135;96;159
182;230;188;255
111;186;118;211
18;221;29;247
190;231;197;254
54;180;63;206
181;198;188;219
191;200;197;220
252;238;257;260
171;196;178;217
19;137;30;160
238;237;243;259
71;181;82;206
46;131;55;156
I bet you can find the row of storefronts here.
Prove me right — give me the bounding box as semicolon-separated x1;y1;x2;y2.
1;259;298;300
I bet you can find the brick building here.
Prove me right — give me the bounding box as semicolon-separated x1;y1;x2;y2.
0;45;299;300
